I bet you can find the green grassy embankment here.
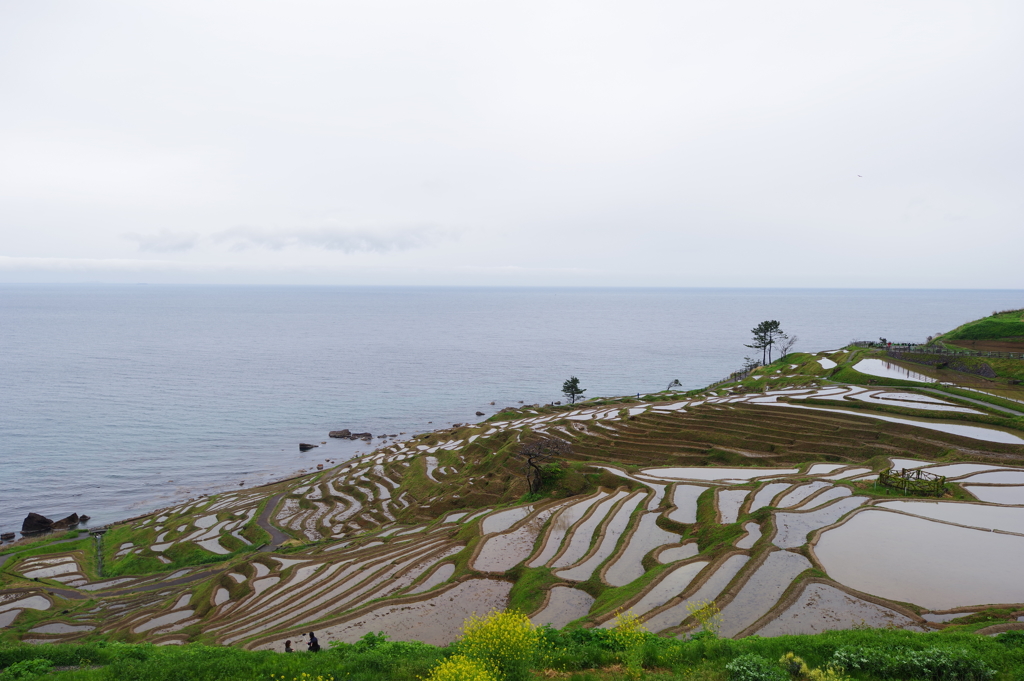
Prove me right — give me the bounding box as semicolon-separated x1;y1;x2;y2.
2;627;1023;680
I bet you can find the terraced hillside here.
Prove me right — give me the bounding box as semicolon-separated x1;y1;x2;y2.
3;346;1024;649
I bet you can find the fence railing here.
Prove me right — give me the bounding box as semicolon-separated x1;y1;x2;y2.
879;467;947;497
853;341;1022;359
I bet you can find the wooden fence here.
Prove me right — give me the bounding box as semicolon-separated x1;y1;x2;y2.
878;467;947;497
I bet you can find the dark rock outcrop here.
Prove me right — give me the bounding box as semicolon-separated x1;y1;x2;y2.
328;429;371;441
476;411;485;416
1;532;16;542
22;512;53;534
51;513;80;530
299;443;318;451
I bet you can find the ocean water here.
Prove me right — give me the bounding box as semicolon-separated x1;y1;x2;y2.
1;285;1021;533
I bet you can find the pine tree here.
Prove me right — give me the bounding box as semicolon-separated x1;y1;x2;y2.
561;376;585;404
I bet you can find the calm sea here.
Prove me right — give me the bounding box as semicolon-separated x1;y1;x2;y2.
2;285;1021;533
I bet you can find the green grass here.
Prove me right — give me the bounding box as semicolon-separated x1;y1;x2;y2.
506;566;561;614
2;627;1022;680
944;316;1024;341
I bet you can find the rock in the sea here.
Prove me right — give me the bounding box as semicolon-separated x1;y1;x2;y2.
476;411;485;416
22;512;54;534
329;429;351;438
51;513;80;530
316;464;324;470
1;532;16;542
351;432;372;440
79;515;91;522
299;443;318;451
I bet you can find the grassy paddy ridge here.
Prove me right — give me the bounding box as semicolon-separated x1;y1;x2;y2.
3;311;1024;678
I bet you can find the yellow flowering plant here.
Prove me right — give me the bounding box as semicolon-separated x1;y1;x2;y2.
423;654;497;681
455;609;540;681
686;599;723;639
610;610;649;681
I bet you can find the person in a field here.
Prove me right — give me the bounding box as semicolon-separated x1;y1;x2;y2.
284;640;293;653
307;631;320;652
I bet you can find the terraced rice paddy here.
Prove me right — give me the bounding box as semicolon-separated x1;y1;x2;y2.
3;364;1024;646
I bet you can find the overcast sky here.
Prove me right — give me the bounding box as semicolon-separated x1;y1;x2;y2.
1;1;1021;287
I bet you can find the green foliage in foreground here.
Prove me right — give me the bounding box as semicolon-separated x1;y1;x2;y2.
2;628;1023;681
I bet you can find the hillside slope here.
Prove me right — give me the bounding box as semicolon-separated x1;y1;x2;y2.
2;345;1024;651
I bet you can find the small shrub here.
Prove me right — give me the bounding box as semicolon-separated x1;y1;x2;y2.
0;659;53;680
996;630;1024;649
778;652;849;681
725;654;787;681
422;654;496;681
830;645;995;681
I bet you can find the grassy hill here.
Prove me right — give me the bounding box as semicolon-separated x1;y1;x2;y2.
937;308;1024;349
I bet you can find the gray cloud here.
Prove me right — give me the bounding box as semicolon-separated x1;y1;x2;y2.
211;225;457;253
122;230;200;253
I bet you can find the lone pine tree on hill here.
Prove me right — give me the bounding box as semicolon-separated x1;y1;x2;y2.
746;320;787;364
562;376;585;404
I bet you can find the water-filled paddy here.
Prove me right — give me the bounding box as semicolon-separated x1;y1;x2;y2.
603;513;679;586
718;550;811;638
798;486;850;510
748;483;790;512
754;582;922;636
776;482;829;509
918;463;1016;479
475;502;570;572
735;522;762;549
816;509;1024;609
29;622;95;634
136;610;195;633
311;578;513;647
773;497;866;548
613;560;709;621
530;586;594;628
407;563;455;594
875;500;1024;535
964;485;1024;505
551;491;629;568
853;359;936;383
557;493;642;581
667;485;706;523
959;471;1024;484
641;467;798;482
528;493;606;567
772;404;1024;445
805;464;846;475
657;543;700;564
717;489;748;524
641;554;750;633
481;505;534;535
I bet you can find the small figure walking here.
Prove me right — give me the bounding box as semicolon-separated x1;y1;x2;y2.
284;640;293;653
307;631;320;652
